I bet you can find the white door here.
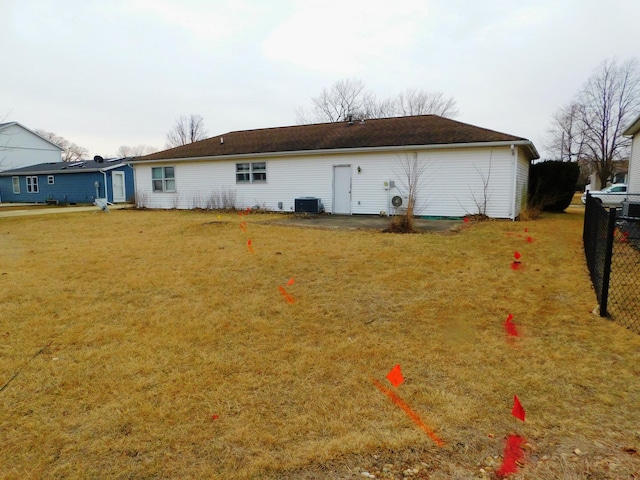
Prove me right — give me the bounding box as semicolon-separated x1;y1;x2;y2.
333;165;352;214
112;172;126;202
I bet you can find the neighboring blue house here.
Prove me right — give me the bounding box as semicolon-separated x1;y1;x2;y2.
0;158;134;204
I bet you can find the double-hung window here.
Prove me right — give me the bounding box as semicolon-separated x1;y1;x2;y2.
236;162;266;183
26;176;38;193
12;177;20;194
152;167;176;192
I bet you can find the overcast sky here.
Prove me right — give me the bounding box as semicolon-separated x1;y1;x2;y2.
2;0;639;159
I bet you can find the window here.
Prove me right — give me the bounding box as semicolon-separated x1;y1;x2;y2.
48;175;55;185
12;177;20;194
26;176;38;193
152;167;176;192
236;162;267;183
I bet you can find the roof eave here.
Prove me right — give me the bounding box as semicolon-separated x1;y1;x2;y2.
623;114;640;137
130;140;539;165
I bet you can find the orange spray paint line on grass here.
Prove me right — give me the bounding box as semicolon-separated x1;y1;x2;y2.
372;378;444;447
239;221;247;232
247;239;254;254
286;277;295;286
496;435;525;477
278;285;295;304
504;314;519;337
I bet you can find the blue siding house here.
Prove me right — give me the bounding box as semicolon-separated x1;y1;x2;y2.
0;158;134;204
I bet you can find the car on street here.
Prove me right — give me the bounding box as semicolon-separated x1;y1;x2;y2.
581;184;628;206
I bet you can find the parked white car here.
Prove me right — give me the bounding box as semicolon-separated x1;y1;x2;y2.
581;184;628;206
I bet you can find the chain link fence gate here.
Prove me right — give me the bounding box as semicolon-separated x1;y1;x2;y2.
583;192;640;334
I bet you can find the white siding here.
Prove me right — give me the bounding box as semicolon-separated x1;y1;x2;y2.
628;134;640;193
0;124;63;171
514;148;530;218
133;145;519;218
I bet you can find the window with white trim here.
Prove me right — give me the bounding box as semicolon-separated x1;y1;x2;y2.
26;176;38;193
48;175;55;185
152;167;176;192
236;162;266;183
12;177;20;194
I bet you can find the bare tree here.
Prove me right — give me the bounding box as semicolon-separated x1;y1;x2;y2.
35;130;88;162
545;101;586;162
387;151;428;232
296;79;459;124
117;145;158;157
165;114;208;148
394;88;459;118
546;58;640;187
297;79;372;124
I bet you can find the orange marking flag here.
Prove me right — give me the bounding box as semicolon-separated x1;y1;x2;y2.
286;277;295;286
239;221;247;232
372;378;444;447
512;395;526;422
247;239;254;254
386;364;405;387
514;251;522;260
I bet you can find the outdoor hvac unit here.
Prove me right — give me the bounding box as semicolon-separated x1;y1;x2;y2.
294;197;321;214
391;195;410;210
622;201;640;218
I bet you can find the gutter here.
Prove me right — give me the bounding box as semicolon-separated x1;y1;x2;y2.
129;140;540;165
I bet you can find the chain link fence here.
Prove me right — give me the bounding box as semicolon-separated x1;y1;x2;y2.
583;192;640;333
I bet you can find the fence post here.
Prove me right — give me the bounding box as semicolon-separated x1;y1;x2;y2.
599;207;617;317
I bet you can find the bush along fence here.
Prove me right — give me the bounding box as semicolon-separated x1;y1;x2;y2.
583;192;640;333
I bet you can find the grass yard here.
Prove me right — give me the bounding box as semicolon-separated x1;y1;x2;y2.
1;209;639;479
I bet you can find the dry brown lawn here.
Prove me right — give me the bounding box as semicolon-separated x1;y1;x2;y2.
1;208;639;479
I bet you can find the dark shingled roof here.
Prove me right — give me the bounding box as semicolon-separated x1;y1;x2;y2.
137;115;537;162
0;158;129;175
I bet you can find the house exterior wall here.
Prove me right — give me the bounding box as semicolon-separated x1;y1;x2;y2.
134;146;521;218
0;124;62;171
0;166;133;204
514;147;530;217
628;134;640;193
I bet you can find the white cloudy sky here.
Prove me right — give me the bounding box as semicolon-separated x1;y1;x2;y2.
2;0;639;159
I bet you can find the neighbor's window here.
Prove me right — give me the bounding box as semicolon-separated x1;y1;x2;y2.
12;176;20;194
152;167;176;192
236;162;266;183
26;176;38;193
48;175;55;185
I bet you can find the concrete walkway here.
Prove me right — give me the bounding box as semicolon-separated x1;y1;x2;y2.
264;214;462;232
0;204;129;217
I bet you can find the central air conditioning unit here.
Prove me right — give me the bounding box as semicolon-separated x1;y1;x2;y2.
622;201;640;218
391;195;410;211
294;197;322;214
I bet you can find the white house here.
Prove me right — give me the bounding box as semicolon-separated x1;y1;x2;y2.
0;122;63;172
131;115;539;219
624;114;640;193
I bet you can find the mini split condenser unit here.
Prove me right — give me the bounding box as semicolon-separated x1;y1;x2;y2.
391;195;410;210
622;201;640;218
294;197;322;214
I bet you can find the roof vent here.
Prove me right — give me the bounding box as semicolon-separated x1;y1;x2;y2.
94;155;104;163
346;113;354;125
